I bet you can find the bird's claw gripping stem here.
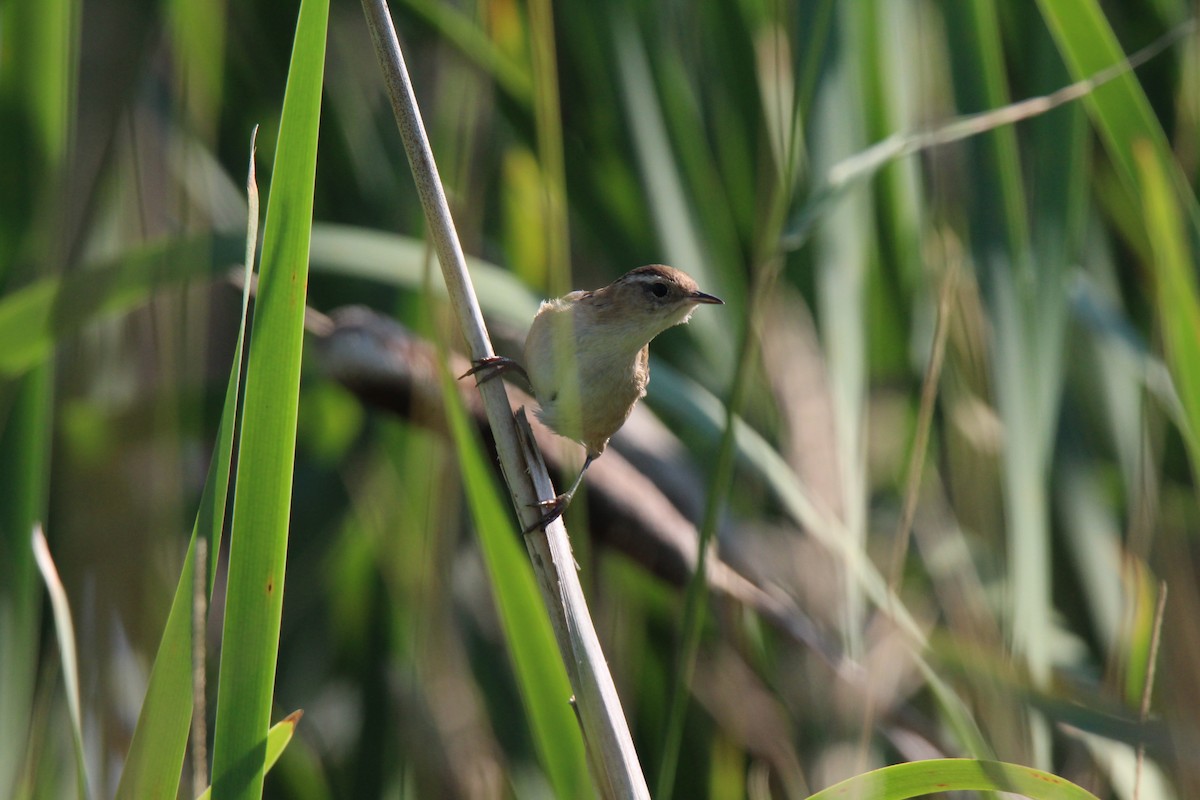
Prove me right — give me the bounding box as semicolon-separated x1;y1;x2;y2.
520;454;593;533
460;355;530;386
522;494;573;533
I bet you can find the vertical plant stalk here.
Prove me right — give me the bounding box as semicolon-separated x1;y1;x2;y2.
358;2;648;797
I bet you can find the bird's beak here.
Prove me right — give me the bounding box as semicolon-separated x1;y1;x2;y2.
691;291;724;305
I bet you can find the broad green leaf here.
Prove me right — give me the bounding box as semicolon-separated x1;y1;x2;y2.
209;1;327;797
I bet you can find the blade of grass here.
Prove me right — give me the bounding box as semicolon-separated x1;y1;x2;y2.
197;712;303;800
209;1;327;796
31;525;89;800
0;0;76;791
1036;2;1198;232
0;366;51;797
438;358;591;800
116;536;206;798
804;758;1099;800
1136;139;1200;478
114;129;260;800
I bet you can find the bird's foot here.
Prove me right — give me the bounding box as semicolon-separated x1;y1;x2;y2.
521;454;593;532
522;493;574;533
460;355;530;386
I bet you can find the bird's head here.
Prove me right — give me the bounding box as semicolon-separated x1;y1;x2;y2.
586;265;723;345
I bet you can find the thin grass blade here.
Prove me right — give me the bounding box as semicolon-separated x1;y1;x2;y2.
31;525;90;800
1136;141;1200;477
115;130;260;800
804;758;1099;800
438;361;592;799
0;367;51;797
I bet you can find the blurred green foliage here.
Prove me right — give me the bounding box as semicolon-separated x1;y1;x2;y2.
2;0;1199;797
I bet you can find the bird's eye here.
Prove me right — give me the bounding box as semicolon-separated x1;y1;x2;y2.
651;282;668;298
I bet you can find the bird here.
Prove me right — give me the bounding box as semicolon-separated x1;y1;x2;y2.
463;264;723;530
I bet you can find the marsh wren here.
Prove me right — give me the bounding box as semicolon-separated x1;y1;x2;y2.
464;265;723;529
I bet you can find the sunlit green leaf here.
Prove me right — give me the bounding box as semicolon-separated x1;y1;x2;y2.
805;758;1099;800
209;1;327;797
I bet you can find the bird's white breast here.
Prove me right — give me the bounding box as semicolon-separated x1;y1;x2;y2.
523;298;648;456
